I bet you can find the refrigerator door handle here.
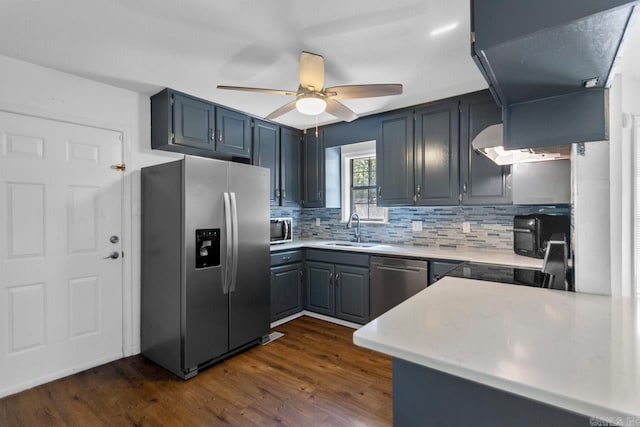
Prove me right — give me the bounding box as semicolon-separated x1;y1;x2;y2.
223;192;233;294
229;192;239;293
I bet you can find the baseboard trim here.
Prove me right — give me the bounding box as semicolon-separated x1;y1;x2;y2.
271;311;363;330
0;352;123;399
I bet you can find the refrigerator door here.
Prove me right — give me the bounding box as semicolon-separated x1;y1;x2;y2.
183;156;230;369
227;162;271;349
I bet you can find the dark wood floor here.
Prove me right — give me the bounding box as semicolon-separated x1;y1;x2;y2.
0;316;392;426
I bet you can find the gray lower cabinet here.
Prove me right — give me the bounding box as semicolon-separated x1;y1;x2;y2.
305;261;335;316
270;250;304;322
270;263;303;322
304;250;370;324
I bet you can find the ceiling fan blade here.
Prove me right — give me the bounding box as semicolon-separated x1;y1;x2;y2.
265;100;298;120
217;85;297;96
299;51;325;92
325;99;359;122
325;84;403;99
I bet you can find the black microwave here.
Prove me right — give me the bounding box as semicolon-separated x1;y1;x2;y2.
270;217;292;244
513;214;569;259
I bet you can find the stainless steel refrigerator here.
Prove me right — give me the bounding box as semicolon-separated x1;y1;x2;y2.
141;155;270;379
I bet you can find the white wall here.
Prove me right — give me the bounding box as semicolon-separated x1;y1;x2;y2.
0;54;180;355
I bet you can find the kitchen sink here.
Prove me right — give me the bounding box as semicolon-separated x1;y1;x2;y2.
320;242;380;248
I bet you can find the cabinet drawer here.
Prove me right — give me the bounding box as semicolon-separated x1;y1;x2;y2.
305;249;369;267
270;250;303;267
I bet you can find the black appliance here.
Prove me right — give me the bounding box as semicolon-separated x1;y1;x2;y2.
442;262;573;291
513;214;569;259
270;217;292;244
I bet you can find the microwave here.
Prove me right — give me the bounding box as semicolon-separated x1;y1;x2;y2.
513;214;569;259
270;217;293;244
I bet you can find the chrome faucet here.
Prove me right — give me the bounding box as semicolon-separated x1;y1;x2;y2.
346;213;361;243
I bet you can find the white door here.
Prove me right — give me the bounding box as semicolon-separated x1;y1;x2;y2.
0;111;123;397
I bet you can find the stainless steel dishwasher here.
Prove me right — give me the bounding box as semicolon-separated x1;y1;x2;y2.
370;256;429;319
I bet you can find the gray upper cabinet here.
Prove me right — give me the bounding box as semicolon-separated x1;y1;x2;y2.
303;130;325;208
414;101;460;206
215;106;252;158
172;93;216;151
377;110;415;206
252;119;280;204
151;88;252;160
460;92;512;205
281;127;302;207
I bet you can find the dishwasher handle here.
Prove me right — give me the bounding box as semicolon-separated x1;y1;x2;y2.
373;264;425;274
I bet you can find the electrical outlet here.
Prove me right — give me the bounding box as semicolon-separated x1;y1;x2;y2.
412;221;423;232
462;222;471;233
315;218;321;226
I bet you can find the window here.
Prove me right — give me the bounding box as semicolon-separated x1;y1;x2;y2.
341;141;388;223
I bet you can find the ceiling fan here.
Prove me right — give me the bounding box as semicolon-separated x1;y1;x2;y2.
217;51;403;122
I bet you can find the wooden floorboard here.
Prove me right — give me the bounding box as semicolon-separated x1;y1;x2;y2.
0;316;392;426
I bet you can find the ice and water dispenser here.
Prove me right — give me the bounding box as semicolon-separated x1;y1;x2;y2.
195;229;220;268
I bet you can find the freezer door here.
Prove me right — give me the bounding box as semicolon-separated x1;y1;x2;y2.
228;162;271;349
183;156;230;369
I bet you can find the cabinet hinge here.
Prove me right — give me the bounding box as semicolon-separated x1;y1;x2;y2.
170;133;175;143
170;96;175;106
250;120;255;128
458;104;462;113
471;31;476;44
413;194;417;203
413;111;416;121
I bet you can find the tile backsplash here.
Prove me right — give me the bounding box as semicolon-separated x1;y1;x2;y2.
271;205;571;252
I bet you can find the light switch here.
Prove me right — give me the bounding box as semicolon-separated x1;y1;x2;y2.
412;221;423;232
315;218;321;226
463;222;471;233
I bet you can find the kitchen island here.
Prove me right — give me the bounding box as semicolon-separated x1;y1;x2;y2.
353;277;640;426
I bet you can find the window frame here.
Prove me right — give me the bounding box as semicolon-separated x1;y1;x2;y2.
340;141;388;224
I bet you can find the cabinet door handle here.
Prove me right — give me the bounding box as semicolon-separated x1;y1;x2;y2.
335;273;339;282
416;184;421;198
218;129;223;142
282;190;287;200
210;129;215;141
378;186;382;198
463;182;468;194
282;256;292;261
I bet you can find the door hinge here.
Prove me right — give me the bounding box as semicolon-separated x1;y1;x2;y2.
110;163;126;172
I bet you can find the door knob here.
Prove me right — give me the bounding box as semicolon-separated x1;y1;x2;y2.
103;251;120;260
110;235;119;244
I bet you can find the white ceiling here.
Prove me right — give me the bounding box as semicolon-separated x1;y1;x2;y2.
0;0;638;130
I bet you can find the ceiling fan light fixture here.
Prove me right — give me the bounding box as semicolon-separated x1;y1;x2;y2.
296;95;326;116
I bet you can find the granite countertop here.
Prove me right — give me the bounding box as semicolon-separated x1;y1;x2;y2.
270;239;544;269
353;277;640;423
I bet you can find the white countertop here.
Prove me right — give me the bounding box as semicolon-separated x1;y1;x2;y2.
271;239;544;269
353;277;640;423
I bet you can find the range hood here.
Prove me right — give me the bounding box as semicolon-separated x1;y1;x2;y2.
471;0;638;151
472;124;571;165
